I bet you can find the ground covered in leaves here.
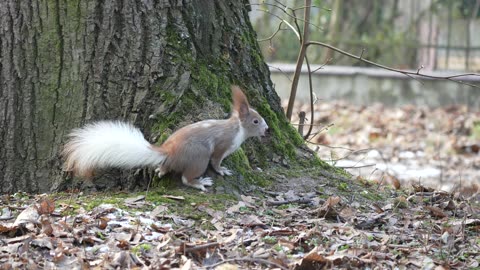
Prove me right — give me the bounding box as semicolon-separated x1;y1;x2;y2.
289;101;480;194
1;102;479;269
0;182;479;269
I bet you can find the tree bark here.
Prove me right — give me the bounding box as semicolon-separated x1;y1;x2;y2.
0;0;312;193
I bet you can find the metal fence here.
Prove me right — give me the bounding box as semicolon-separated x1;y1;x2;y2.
251;0;480;72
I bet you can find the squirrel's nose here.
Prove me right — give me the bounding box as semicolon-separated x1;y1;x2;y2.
263;126;269;136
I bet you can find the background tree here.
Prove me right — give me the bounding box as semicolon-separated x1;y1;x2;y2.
253;0;480;71
0;0;327;193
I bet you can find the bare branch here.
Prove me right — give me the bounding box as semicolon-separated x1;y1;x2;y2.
253;8;301;40
267;64;292;81
312;58;333;74
306;41;480;88
359;48;366;59
291;122;332;127
292;5;331;12
257;21;287;42
286;0;311;121
272;0;287;9
290;9;303;39
304;55;315;139
248;3;324;32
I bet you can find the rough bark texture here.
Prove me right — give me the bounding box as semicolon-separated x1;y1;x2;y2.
0;0;314;193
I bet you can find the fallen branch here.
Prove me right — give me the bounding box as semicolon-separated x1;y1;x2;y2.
266;198;312;206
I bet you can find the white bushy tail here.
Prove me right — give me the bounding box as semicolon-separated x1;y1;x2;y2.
63;121;165;176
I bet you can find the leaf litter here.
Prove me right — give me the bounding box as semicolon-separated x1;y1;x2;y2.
1;101;479;269
1;183;478;269
289;101;480;195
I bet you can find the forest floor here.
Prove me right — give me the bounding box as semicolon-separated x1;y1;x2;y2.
0;102;479;269
289;101;480;194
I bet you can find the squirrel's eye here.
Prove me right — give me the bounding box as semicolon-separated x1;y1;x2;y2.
253;119;259;125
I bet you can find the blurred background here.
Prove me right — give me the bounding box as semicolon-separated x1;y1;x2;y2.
250;0;480;194
252;0;480;70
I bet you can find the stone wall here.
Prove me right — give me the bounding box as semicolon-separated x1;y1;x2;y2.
271;64;480;108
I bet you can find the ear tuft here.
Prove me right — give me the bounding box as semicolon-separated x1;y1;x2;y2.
231;85;250;119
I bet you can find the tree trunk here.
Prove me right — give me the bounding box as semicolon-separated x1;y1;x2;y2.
0;0;315;193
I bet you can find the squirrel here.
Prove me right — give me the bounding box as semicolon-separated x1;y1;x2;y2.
62;85;269;191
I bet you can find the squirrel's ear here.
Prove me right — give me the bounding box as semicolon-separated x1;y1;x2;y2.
232;85;250;119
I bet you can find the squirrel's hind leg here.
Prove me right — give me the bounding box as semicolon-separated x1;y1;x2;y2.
155;166;167;178
181;158;211;191
181;176;213;191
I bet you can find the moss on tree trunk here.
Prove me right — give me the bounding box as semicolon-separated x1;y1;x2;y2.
0;0;341;193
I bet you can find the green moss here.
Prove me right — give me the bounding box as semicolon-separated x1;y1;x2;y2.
338;182;349;191
191;63;231;111
83;196;127;211
360;189;384;201
165;24;194;63
262;236;278;244
132;244;152;255
145;187;237;222
471;121;480;139
225;149;251;171
254;101;300;160
240;30;263;69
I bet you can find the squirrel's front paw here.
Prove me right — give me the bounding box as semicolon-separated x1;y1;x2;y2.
217;167;232;176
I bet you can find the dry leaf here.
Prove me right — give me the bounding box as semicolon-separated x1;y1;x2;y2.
425;206;447;218
13;205;39;226
162;195;185;200
238;215;264;227
38;199;55;215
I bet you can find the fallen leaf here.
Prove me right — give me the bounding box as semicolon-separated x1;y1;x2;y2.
238;215;264;227
425;206;447;218
13;205;39;226
124;195;145;204
38;199;55;215
162;195;185;201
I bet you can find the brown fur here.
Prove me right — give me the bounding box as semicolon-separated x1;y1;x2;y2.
232;85;250;119
154;85;267;189
63;85;268;191
155;118;240;184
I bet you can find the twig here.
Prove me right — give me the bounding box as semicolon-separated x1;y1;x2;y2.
256;9;300;40
272;0;286;9
308;143;356;151
292;5;331;12
259;188;282;196
257;21;287;42
184;242;219;253
267;64;292;81
253;9;290;31
312;57;333;73
203;257;289;270
298;111;306;136
304;54;315;139
249;3;323;31
338;164;376;169
305;41;480;88
291;123;332;127
329;148;373;162
266;198;312;206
